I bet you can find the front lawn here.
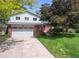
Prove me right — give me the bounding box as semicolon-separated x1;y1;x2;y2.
37;33;79;58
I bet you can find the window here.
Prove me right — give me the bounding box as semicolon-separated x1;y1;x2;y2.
33;18;37;21
16;17;20;20
25;17;29;20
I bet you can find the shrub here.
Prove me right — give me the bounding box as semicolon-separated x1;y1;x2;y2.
52;27;64;35
76;28;79;33
53;27;63;32
68;29;76;33
44;27;64;36
0;34;8;44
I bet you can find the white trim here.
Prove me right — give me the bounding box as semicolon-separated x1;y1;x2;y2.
8;21;48;25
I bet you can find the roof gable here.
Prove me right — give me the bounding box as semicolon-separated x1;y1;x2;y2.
10;11;40;18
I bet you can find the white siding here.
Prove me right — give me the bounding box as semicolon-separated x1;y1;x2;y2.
9;12;41;24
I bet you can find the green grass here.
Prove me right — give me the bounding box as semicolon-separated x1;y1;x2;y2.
37;33;79;58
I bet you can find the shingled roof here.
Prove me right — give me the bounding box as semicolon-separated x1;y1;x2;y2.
10;11;40;18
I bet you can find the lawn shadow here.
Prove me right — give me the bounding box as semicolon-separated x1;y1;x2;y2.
0;39;24;53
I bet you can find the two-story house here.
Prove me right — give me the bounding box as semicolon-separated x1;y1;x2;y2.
7;12;49;39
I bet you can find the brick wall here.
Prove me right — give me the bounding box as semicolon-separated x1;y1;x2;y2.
8;24;12;37
33;25;43;37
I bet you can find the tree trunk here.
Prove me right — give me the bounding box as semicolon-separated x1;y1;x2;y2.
0;27;2;38
65;27;68;32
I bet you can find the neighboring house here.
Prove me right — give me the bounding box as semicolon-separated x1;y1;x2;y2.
7;12;50;38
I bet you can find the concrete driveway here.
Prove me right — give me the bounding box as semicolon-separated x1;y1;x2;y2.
0;37;54;58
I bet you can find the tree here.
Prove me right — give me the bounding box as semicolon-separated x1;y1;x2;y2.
51;0;72;32
0;0;36;23
40;0;79;33
40;4;53;22
67;0;79;29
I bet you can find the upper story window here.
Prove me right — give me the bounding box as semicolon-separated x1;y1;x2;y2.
16;17;20;20
33;18;37;21
25;17;29;20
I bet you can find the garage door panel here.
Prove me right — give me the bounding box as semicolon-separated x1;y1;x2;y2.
12;31;33;36
12;27;33;38
12;31;33;38
12;29;33;31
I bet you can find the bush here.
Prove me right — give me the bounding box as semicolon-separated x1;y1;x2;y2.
76;28;79;33
0;34;8;44
68;29;76;33
44;27;64;36
53;27;63;32
52;27;64;35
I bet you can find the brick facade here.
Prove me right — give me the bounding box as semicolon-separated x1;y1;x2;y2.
33;25;43;37
8;24;12;37
33;24;51;37
7;24;50;37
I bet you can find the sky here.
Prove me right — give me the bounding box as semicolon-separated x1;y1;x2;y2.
26;0;52;14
